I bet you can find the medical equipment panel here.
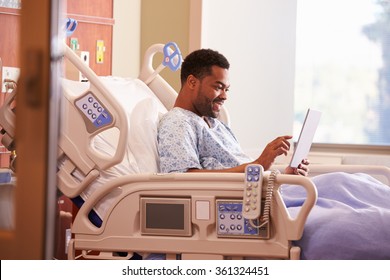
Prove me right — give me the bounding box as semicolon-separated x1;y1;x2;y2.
74;91;113;133
140;197;191;237
140;196;270;239
216;199;270;239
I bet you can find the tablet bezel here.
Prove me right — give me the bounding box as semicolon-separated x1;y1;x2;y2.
289;109;322;168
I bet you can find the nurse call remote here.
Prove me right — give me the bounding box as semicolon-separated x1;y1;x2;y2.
243;164;264;220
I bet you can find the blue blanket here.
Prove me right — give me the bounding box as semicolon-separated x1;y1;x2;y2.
281;172;390;260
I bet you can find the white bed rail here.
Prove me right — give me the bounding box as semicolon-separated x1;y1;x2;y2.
69;172;317;260
58;44;128;198
0;84;16;151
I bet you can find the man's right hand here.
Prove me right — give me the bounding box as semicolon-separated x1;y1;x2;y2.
254;135;292;170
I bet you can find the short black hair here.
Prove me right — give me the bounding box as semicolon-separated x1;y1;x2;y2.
180;49;230;85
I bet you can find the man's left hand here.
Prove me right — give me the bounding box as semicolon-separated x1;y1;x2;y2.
284;159;310;176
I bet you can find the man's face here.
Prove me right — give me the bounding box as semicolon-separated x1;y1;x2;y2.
194;66;230;118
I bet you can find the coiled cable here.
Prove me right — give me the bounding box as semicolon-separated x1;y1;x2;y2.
249;169;280;229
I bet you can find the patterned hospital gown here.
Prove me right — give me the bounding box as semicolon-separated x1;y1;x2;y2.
157;107;252;173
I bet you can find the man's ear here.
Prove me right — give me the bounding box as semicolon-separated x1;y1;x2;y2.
187;75;198;89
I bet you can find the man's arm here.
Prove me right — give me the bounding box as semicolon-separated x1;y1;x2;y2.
188;135;310;176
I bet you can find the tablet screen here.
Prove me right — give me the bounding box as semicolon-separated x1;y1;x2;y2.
289;109;322;168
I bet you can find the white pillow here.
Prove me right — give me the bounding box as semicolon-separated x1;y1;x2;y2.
129;97;167;173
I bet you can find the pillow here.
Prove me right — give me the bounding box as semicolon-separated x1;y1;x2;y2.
129;97;167;173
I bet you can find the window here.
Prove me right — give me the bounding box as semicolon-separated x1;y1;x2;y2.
294;0;390;146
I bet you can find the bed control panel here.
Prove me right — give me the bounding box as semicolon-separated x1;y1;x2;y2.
242;164;264;220
75;91;113;133
216;200;270;239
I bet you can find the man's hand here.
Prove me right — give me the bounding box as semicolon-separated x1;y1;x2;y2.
255;135;292;170
284;158;310;176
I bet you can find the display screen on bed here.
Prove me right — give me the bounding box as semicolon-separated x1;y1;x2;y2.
140;198;191;236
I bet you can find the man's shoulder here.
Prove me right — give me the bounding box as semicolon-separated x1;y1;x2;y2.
159;108;206;138
160;108;197;125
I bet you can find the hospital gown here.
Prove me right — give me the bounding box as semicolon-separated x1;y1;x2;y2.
157;107;252;173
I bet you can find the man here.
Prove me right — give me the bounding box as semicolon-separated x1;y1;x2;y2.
157;48;309;175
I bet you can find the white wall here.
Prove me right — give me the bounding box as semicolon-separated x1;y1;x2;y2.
112;0;141;78
113;0;299;159
201;0;297;159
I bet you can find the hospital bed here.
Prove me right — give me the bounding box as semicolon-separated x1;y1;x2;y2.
1;42;390;260
57;42;318;260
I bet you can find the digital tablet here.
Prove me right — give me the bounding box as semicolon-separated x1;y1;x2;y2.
289;108;322;168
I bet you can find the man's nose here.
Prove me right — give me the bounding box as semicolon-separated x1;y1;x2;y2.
219;89;228;99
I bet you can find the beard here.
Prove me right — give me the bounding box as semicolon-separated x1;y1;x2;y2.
195;94;221;119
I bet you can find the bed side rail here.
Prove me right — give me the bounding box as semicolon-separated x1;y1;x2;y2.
58;44;128;198
273;173;317;240
71;172;317;242
0;81;17;152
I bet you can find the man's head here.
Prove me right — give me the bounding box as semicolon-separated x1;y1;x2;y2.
179;49;231;119
180;49;230;85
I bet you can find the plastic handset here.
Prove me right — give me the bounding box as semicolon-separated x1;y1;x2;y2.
242;164;264;220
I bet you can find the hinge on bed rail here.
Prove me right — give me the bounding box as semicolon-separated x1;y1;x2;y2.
57;157;99;198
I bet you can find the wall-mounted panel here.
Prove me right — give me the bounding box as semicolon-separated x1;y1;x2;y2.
0;8;20;67
65;0;114;77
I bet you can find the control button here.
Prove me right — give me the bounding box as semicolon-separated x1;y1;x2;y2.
230;214;235;220
230;225;236;230
220;214;225;219
219;224;225;230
